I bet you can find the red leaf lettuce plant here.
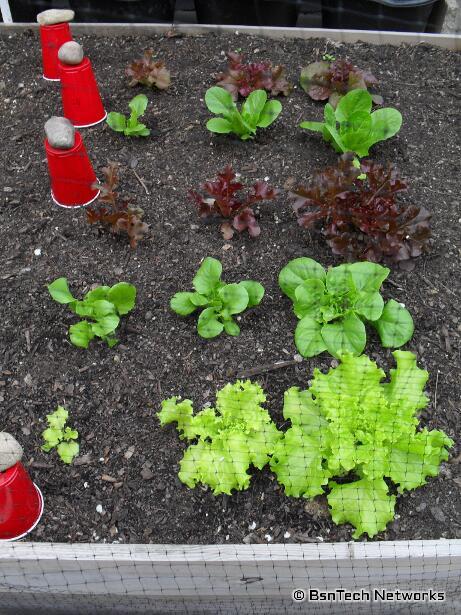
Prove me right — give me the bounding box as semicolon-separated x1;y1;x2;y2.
291;154;431;269
126;49;171;90
189;165;278;239
216;51;292;101
300;58;382;109
87;162;149;249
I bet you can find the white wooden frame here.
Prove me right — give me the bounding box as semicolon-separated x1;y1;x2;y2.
1;540;460;613
0;22;459;51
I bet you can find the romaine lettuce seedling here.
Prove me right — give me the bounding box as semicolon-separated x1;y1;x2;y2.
170;257;264;338
279;258;414;358
271;352;453;538
106;94;150;137
48;277;137;349
158;380;281;494
205;87;282;141
300;89;401;159
42;406;79;464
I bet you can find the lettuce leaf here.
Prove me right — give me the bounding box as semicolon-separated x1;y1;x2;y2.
158;381;281;495
270;351;453;538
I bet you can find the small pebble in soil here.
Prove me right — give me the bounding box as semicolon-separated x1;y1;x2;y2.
96;504;104;514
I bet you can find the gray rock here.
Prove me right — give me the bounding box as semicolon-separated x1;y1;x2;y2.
0;433;23;472
58;41;84;66
45;117;75;149
36;9;75;26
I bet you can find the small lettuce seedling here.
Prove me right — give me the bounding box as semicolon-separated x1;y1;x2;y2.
300;89;401;159
48;278;137;349
205;87;282;141
107;94;150;137
216;51;291;100
88;161;149;249
158;380;281;494
188;165;278;239
170;257;264;338
126;49;171;90
300;58;382;109
42;406;79;464
279;258;414;358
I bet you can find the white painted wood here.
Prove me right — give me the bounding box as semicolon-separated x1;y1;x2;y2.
0;0;12;24
0;541;459;594
0;22;459;50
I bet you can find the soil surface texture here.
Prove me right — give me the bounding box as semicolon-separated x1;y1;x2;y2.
0;30;460;545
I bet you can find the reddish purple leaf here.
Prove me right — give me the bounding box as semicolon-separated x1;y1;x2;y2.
188;167;277;239
291;154;431;268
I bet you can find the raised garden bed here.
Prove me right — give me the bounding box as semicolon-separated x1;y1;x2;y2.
1;26;460;548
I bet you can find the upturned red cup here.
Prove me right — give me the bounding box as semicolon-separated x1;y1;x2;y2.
39;23;73;81
59;57;107;127
0;462;44;541
45;131;100;208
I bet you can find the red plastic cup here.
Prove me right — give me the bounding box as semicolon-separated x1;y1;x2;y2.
45;131;100;208
59;57;107;128
0;462;44;541
39;23;73;81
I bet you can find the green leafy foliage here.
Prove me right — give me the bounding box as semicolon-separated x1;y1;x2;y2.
48;277;136;349
170;257;264;339
158;381;281;494
300;89;401;159
106;94;150;137
205;87;282;141
271;352;453;538
41;406;79;464
279;258;414;358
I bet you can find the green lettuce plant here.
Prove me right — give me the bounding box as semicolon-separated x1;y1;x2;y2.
158;380;281;495
170;257;264;338
279;258;414;358
300;89;401;160
48;277;137;349
270;351;453;538
42;406;79;464
106;94;150;137
205;86;282;140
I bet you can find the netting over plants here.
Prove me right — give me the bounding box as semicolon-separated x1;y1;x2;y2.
0;3;460;615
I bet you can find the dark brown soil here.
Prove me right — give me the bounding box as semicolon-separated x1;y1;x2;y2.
0;30;460;545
